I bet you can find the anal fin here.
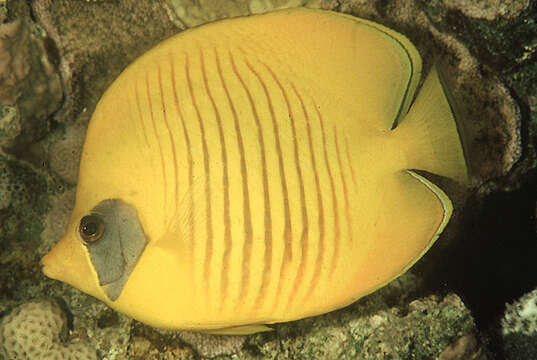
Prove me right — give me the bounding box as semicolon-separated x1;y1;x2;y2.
203;324;274;335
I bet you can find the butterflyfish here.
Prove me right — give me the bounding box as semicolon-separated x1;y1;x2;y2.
41;8;468;335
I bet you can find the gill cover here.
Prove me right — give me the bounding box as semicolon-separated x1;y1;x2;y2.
83;199;149;300
42;199;148;302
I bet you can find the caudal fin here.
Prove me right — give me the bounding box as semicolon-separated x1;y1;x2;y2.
393;66;469;184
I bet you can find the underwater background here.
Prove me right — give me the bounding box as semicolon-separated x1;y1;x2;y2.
0;0;536;359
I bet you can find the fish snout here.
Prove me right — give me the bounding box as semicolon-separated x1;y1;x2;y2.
41;236;73;281
41;234;103;301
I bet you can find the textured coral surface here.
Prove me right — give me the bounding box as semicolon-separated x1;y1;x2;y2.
502;288;537;359
0;300;96;360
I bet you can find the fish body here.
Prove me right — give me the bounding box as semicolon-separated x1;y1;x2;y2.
42;8;467;334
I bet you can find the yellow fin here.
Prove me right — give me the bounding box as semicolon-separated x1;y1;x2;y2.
393;66;469;184
324;11;423;129
203;324;274;335
349;170;452;297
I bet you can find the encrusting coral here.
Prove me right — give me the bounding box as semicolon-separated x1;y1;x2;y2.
502;288;537;335
48;123;85;185
502;288;537;359
0;155;13;211
175;330;246;358
163;0;321;27
0;18;62;149
0;300;96;360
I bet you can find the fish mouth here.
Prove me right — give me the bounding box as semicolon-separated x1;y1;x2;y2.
40;234;107;302
41;244;67;281
41;252;58;279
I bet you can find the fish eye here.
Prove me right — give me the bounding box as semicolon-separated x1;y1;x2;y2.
79;215;105;243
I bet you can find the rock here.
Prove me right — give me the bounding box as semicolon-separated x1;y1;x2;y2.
31;0;179;124
127;325;197;360
0;17;62;150
174;331;246;358
0;155;13;210
129;283;487;359
0;152;49;243
224;292;485;359
163;0;322;28
442;0;530;21
39;188;76;254
47;122;85;185
0;105;20;149
438;334;489;360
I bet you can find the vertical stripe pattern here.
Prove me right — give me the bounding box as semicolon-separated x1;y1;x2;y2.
294;83;326;303
144;72;168;227
127;41;357;320
315;105;339;277
185;52;214;304
231;52;273;308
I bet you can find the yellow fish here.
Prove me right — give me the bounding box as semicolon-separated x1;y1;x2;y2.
42;8;468;335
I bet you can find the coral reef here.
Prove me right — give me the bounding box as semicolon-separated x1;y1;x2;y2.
0;152;49;244
0;154;13;210
0;17;62;149
0;0;535;358
175;331;246;358
31;0;179;123
39;188;75;253
442;0;530;20
163;0;321;27
503;288;537;336
502;288;537;359
0;299;96;360
47;123;85;185
0;105;20;149
438;334;488;360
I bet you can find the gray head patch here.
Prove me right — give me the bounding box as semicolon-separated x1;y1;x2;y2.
83;199;149;301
